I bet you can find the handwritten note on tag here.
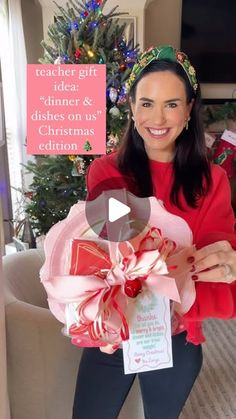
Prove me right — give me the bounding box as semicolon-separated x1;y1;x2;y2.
122;291;173;374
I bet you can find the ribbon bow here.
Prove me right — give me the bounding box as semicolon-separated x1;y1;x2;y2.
44;228;181;349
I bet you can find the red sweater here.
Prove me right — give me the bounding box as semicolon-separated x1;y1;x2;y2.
86;152;236;344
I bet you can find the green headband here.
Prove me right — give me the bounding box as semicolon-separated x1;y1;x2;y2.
126;45;198;93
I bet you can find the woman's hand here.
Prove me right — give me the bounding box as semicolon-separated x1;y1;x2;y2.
188;240;236;283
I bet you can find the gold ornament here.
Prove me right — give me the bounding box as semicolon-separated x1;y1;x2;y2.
68;155;76;161
88;49;95;58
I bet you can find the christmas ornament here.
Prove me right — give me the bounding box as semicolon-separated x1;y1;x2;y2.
54;56;64;65
62;189;72;198
71;165;79;177
109;106;120;118
68;155;77;161
117;95;127;105
107;134;119;151
39;198;47;209
124;278;142;298
109;87;118;103
75;48;81;60
75;157;86;175
25;191;33;200
119;63;126;72
71;157;86;176
87;49;95;58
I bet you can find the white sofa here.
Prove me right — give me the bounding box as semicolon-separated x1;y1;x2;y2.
3;249;144;419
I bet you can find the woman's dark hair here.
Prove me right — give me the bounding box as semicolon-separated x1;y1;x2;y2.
117;59;212;208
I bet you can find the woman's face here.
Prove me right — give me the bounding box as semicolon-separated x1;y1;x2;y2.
130;70;193;162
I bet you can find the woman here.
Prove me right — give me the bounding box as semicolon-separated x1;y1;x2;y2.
72;45;236;419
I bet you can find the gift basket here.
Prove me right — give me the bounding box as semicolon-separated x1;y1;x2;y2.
40;193;196;355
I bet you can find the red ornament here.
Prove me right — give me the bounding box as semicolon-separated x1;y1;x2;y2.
25;191;33;200
119;63;126;72
124;278;142;298
84;11;89;17
75;48;81;59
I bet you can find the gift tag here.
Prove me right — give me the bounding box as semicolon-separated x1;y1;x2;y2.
221;129;236;146
122;291;173;374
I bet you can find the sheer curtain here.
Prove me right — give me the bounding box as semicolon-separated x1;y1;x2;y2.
0;0;27;217
0;0;27;417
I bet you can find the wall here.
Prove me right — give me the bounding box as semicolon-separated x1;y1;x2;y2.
21;0;44;64
144;0;236;100
144;0;182;49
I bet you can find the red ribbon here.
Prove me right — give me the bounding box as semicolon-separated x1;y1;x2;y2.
64;228;180;348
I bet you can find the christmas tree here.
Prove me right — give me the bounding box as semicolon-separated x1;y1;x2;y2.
25;0;139;236
25;155;87;235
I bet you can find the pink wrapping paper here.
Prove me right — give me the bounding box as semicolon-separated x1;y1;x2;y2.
40;196;196;349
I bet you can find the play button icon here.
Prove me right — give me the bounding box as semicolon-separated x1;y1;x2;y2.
108;198;131;222
85;178;151;242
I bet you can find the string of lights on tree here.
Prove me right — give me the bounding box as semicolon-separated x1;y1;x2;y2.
24;0;140;236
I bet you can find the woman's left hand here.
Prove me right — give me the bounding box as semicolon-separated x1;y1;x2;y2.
188;240;236;283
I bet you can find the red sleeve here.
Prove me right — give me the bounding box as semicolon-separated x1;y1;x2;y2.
184;165;236;322
193;165;235;247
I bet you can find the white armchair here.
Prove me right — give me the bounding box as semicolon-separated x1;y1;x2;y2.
3;249;143;419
